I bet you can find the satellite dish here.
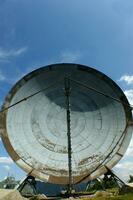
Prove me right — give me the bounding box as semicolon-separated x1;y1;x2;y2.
0;63;132;185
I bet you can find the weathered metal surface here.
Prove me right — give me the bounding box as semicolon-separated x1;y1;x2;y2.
0;63;132;184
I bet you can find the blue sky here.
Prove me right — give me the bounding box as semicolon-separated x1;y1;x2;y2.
0;0;133;181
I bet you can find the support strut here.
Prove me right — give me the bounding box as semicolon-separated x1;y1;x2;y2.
64;77;72;195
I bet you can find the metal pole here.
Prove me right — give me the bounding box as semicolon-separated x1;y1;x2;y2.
64;77;72;195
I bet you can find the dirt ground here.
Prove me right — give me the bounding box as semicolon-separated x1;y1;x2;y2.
0;189;133;200
0;189;27;200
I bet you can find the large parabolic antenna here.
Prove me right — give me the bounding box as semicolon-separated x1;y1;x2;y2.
0;63;132;184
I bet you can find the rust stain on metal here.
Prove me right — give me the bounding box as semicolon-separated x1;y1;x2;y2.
78;154;101;166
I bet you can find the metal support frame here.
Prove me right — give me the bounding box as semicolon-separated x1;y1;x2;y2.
64;77;72;195
104;167;126;188
16;175;37;197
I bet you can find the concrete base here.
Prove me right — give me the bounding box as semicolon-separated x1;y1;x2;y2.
0;189;27;200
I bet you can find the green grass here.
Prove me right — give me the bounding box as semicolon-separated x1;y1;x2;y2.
29;195;133;200
81;193;133;200
111;193;133;200
29;193;133;200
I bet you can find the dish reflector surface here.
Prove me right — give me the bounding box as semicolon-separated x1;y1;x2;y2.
1;64;132;184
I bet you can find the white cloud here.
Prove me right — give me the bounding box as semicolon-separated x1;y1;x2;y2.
125;136;133;157
124;89;133;105
119;74;133;85
0;46;28;83
0;70;6;81
3;165;10;171
0;157;13;164
114;137;133;182
114;161;133;182
115;162;133;170
60;50;81;63
0;46;28;61
113;88;133;182
12;47;28;56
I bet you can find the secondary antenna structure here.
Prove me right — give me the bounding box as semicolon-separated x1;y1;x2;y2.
0;63;132;185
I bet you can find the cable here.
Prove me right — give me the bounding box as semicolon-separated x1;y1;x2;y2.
69;78;133;110
0;78;63;113
1;77;133;113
